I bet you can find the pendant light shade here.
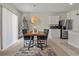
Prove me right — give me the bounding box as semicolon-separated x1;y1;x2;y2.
31;16;38;24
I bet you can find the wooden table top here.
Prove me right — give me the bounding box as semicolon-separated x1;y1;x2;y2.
24;31;47;36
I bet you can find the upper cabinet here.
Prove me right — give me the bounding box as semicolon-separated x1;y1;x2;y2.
72;15;79;31
67;9;79;31
50;16;59;24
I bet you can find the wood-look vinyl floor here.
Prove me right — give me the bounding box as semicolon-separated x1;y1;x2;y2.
0;38;79;56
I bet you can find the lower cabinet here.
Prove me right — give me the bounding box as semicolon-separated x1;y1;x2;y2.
68;31;79;48
50;29;60;39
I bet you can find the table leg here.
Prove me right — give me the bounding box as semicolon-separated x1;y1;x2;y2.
28;36;32;50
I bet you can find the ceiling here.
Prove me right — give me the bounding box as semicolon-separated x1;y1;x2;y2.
10;3;79;14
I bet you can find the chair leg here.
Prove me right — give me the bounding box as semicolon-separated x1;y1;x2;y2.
40;40;43;50
37;40;38;46
37;40;40;47
33;40;34;45
46;40;48;47
24;40;26;47
28;40;31;50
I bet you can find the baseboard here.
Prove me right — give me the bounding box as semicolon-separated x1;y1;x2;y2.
68;42;79;49
18;36;23;39
1;40;18;51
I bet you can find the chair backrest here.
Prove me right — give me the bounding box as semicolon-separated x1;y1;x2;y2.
22;29;31;39
22;29;27;34
44;29;49;35
42;29;49;40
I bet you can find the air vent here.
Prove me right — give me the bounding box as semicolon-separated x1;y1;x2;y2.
76;13;79;15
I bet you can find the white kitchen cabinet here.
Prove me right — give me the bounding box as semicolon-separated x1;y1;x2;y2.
68;31;79;48
67;9;79;31
72;15;79;31
50;29;60;39
51;16;59;24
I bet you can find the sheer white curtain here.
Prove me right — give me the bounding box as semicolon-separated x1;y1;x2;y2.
2;7;18;50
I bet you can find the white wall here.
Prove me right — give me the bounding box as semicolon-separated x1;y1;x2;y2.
23;13;59;31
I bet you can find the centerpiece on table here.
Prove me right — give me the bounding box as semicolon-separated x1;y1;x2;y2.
31;16;39;34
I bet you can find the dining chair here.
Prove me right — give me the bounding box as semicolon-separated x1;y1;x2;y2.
22;29;34;48
37;29;49;49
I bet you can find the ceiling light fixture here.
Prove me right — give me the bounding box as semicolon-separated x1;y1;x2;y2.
33;5;36;7
69;3;73;5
